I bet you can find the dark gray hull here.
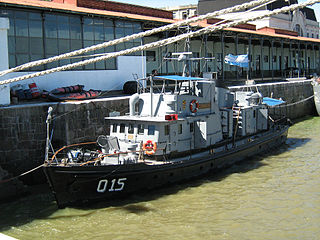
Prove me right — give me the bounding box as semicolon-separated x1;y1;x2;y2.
43;125;289;208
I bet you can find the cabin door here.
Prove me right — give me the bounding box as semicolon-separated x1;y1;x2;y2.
194;120;207;149
169;124;178;152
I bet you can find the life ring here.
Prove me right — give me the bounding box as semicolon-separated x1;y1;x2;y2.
190;99;199;113
143;140;157;155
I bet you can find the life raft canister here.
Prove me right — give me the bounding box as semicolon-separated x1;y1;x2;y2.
28;82;41;98
190;99;199;113
143;140;157;155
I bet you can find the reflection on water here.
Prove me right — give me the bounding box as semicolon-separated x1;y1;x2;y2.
1;117;320;240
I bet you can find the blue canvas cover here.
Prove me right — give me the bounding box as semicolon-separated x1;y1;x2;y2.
263;97;285;106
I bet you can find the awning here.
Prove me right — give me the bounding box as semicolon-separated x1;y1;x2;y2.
154;75;204;81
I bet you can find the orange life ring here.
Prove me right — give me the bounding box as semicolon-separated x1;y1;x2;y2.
143;140;157;155
190;99;199;113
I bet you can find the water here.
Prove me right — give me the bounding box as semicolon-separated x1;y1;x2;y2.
1;117;320;240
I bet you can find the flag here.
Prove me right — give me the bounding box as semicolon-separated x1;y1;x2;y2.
224;54;249;68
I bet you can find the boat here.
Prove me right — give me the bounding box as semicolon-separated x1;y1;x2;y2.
43;66;289;207
312;77;320;115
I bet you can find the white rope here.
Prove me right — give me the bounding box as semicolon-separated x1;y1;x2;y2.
269;95;314;108
0;0;275;77
1;0;319;86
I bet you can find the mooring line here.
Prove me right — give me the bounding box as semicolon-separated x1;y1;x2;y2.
0;164;44;184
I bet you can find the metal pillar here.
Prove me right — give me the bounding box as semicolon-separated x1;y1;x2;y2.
204;34;208;72
221;32;225;81
271;39;274;80
289;41;292;71
281;40;284;79
165;31;169;74
235;33;239;80
298;41;301;77
313;44;315;73
260;37;264;80
305;42;308;76
248;35;252;80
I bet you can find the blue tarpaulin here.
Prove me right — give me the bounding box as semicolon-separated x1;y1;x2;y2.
263;97;285;106
224;54;249;68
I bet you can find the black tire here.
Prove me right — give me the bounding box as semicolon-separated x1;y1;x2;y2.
123;81;137;94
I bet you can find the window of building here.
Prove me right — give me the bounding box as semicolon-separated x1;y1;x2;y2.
115;20;142;56
164;125;170;136
138;124;144;134
148;125;155;135
264;56;268;63
146;51;156;61
1;8;142;71
120;123;125;133
273;56;277;62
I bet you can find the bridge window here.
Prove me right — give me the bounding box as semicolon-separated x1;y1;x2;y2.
148;125;155;135
128;124;134;134
138;124;144;134
120;123;125;133
112;123;117;133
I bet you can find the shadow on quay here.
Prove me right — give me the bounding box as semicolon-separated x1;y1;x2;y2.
0;137;309;229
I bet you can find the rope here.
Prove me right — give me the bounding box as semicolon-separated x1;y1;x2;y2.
269;95;314;108
0;0;276;77
1;0;319;86
0;164;44;184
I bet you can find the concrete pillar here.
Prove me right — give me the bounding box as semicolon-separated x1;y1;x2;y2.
0;17;10;105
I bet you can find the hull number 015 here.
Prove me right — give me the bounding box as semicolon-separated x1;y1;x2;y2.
97;178;127;193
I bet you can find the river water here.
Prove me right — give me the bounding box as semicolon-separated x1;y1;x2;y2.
1;116;320;240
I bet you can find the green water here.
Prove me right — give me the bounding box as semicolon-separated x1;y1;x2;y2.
1;117;320;240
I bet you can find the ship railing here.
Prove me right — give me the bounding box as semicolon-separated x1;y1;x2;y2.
47;142;167;166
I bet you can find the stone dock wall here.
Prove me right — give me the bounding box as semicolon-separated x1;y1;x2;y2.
0;80;316;200
229;80;316;120
0;97;129;187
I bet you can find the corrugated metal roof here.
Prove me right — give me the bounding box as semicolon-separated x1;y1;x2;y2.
0;0;175;23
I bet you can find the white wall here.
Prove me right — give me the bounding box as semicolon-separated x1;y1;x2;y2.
6;56;146;92
0;17;10;105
